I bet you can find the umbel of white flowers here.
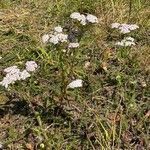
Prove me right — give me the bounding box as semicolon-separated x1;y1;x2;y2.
42;27;80;47
70;12;98;25
68;42;79;48
115;37;135;47
67;79;83;89
42;26;68;44
42;12;98;48
111;23;139;34
0;61;38;89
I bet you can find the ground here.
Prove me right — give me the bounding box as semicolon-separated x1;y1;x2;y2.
0;0;150;149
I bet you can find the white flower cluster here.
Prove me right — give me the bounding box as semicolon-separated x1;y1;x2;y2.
0;61;38;89
25;61;38;72
115;37;135;47
54;26;63;33
67;79;83;89
42;12;98;48
111;23;139;34
68;42;79;48
42;34;49;43
70;12;98;25
42;26;68;44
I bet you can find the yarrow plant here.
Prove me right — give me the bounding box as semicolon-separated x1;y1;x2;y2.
0;61;38;89
41;12;99;91
111;23;139;34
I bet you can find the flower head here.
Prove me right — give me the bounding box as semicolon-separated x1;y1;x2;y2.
67;79;83;89
20;70;31;80
111;23;139;34
49;35;59;44
115;37;135;47
68;42;79;48
57;33;68;42
48;27;68;44
70;12;98;25
129;24;139;30
111;23;120;29
0;75;17;88
70;12;82;20
0;61;38;89
119;24;131;34
42;34;50;43
4;66;19;74
80;14;87;25
54;26;63;33
0;66;23;88
25;61;38;72
124;37;134;42
86;14;98;23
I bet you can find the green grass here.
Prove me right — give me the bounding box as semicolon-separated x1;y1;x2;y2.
0;0;150;149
